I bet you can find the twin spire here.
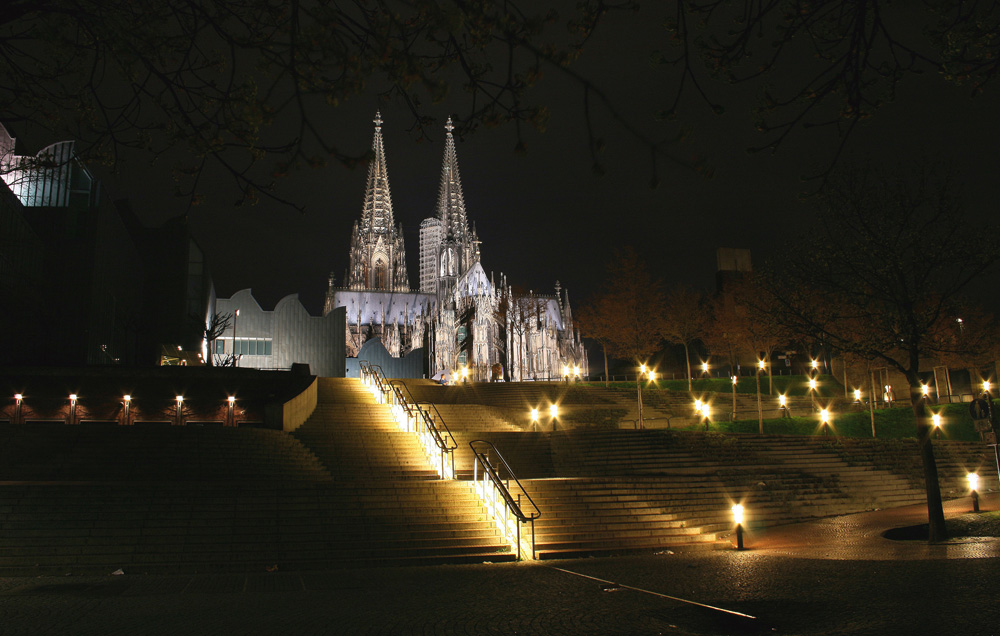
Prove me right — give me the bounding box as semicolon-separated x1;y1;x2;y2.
436;116;471;242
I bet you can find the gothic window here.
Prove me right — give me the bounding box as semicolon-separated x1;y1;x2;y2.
374;259;387;289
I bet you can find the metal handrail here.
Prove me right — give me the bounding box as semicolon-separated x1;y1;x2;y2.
469;439;542;560
392;380;458;479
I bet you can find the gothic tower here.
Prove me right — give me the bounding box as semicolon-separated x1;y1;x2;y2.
432;116;480;305
347;112;409;292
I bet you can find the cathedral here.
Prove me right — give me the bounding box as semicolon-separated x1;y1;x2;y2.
323;113;587;381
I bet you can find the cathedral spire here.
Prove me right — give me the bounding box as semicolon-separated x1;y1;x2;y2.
362;110;395;234
346;112;410;291
436;116;470;242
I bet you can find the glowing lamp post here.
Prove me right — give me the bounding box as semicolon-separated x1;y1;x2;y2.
820;408;831;436
530;407;539;430
233;308;240;367
968;473;980;513
227;395;237;427
68;394;78;426
549;404;559;429
573;364;581;379
808;378;818;411
701;362;709;377
562;365;570;383
701;402;711;431
175;395;185;426
984;380;993;395
13;393;23;426
853;388;862;403
932;412;942;439
756;359;766;434
779;394;789;418
732;504;745;550
461;367;470;383
122;395;132;426
636;363;651;429
731;375;737;421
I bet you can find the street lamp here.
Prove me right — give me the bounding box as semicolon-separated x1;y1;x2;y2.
931;412;942;439
13;393;23;426
636;363;651;429
853;388;862;403
778;394;789;418
232;308;240;367
701;402;711;431
701;361;709;377
122;394;132;426
530;407;539;429
175;395;185;426
968;473;980;513
984;380;992;395
756;359;765;434
808;378;818;411
731;375;737;421
820;408;831;436
732;504;745;550
68;393;78;426
227;395;236;427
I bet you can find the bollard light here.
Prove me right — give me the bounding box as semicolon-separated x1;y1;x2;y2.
921;384;930;397
820;408;831;435
779;394;787;407
984;380;992;394
562;365;570;378
701;403;710;418
549;404;558;419
968;473;981;512
811;359;818;370
702;362;709;374
530;407;539;421
694;398;702;411
758;359;766;371
648;370;656;382
732;504;745;550
573;365;581;377
809;379;817;391
854;389;862;401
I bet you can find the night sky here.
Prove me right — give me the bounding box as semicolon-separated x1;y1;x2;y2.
59;5;1000;315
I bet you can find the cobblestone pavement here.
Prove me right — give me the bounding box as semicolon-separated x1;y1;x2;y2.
3;499;1000;635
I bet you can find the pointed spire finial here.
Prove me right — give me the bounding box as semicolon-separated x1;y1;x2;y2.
374;111;383;130
445;116;454;134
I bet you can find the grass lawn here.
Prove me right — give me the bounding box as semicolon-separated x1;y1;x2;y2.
672;401;985;441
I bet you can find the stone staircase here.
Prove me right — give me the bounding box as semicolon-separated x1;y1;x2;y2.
0;378;514;573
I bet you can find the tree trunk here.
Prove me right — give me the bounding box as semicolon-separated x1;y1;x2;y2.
683;341;692;392
909;380;948;542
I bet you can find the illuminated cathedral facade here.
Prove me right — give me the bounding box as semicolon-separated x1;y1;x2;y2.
324;113;587;381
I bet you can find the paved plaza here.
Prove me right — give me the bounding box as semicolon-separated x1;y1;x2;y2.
2;496;999;635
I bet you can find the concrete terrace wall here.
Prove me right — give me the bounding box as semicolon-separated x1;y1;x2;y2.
282;377;318;433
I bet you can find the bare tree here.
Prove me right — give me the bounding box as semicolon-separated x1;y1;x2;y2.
760;162;1000;542
660;284;709;391
0;0;645;209
201;312;232;367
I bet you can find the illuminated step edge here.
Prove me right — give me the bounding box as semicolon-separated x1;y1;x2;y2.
474;465;534;559
362;376;453;479
361;374;529;558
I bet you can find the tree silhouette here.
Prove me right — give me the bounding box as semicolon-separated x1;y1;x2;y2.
760;161;1000;542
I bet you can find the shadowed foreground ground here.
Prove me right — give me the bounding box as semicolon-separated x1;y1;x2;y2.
3;497;1000;636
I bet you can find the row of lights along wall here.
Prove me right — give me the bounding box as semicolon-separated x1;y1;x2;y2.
7;393;239;427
